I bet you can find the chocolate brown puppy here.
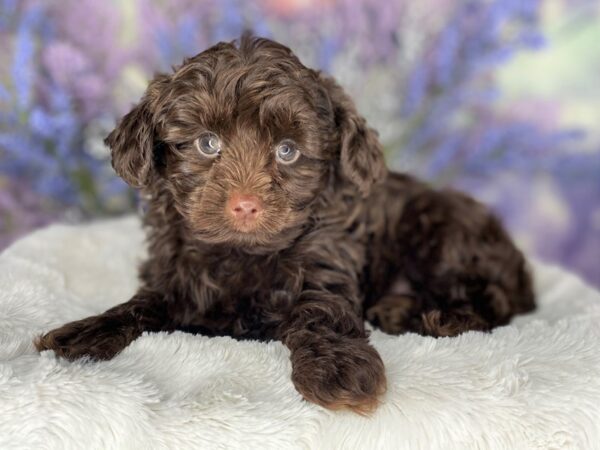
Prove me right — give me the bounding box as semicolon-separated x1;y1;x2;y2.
35;35;535;414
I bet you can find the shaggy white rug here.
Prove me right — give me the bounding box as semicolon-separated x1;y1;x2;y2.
0;217;599;450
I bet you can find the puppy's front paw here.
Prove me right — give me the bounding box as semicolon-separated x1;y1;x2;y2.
35;314;136;361
289;334;386;415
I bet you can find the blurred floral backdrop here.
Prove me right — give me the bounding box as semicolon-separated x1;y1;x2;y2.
1;0;599;286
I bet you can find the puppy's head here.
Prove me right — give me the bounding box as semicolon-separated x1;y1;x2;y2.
105;35;386;247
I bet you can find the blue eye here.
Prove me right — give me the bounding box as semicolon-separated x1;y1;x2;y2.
276;140;300;164
195;132;221;157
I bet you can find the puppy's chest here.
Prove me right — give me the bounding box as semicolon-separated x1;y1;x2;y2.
205;253;300;299
206;254;299;335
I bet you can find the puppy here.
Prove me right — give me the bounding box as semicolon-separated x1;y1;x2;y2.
35;35;535;414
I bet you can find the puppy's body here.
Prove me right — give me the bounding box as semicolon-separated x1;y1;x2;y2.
36;36;534;414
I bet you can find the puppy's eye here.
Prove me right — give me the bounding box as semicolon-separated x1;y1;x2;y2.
275;140;300;164
195;132;221;158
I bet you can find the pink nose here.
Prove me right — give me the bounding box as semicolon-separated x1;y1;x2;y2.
228;192;262;223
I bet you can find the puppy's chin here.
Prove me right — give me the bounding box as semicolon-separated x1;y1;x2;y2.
196;229;269;247
189;213;307;251
228;219;262;235
192;226;289;251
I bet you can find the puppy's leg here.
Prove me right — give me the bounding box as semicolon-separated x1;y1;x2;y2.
365;294;423;334
35;290;172;361
279;282;387;415
368;188;535;337
366;294;491;336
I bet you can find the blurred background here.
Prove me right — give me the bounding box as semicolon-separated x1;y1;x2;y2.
0;0;598;286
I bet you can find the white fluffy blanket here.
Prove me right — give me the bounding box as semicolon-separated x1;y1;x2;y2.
1;217;599;450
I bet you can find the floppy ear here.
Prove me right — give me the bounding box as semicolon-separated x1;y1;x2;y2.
318;73;387;197
104;76;168;188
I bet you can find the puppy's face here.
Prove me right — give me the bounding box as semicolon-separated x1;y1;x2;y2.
157;41;336;246
105;36;386;248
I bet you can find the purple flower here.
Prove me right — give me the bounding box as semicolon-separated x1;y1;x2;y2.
11;5;40;110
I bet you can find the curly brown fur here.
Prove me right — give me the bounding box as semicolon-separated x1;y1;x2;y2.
35;35;535;414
